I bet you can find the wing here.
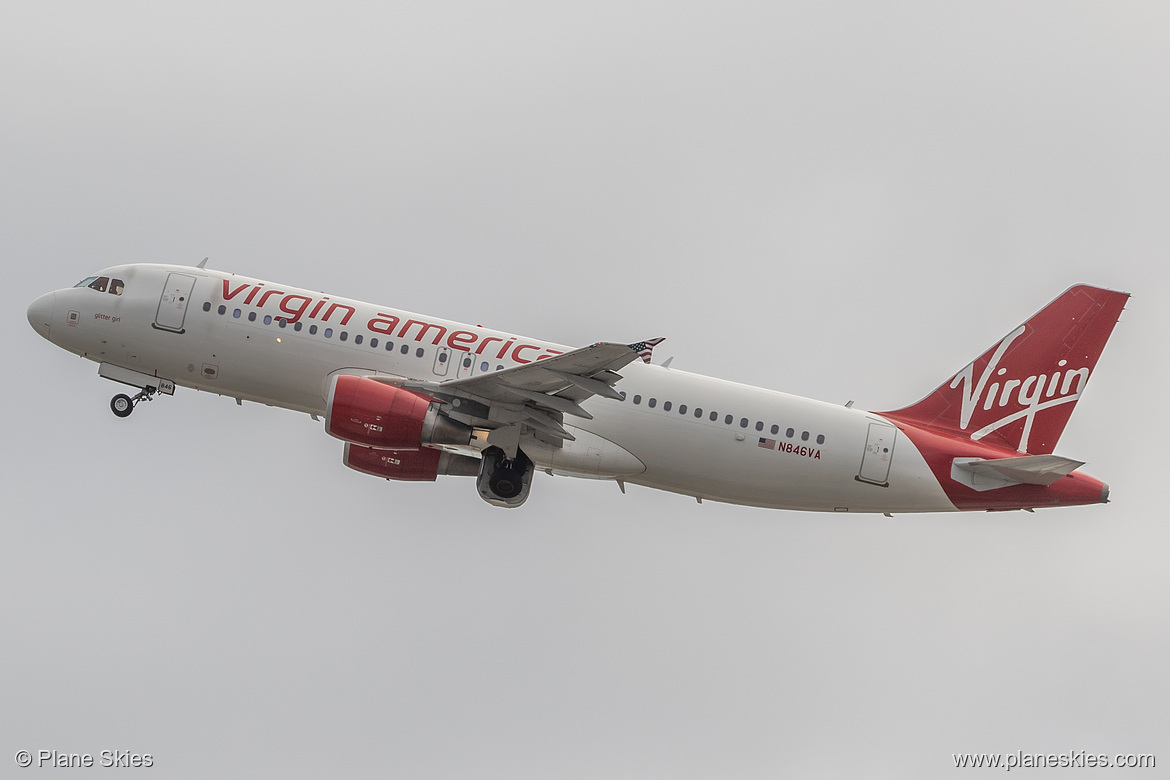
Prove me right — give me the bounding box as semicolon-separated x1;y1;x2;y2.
368;340;661;454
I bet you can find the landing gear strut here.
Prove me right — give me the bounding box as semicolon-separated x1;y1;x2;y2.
109;386;158;418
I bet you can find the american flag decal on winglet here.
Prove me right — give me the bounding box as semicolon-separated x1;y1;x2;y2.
628;337;665;364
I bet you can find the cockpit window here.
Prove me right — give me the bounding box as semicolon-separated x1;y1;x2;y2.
74;276;124;294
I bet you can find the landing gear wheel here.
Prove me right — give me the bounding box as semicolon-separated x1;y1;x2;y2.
490;473;520;498
111;394;134;418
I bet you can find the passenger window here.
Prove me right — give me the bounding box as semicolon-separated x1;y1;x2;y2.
354;334;363;345
309;324;318;335
725;415;733;425
633;395;642;405
202;302;211;312
437;351;446;362
619;391;627;400
387;342;395;351
234;309;242;318
294;321;301;331
755;421;764;431
786;428;794;438
462;356;472;367
816;434;825;445
278;318;287;328
340;331;348;341
663;401;672;412
801;431;809;441
88;277;109;293
694;408;702;418
739;418;748;428
218;305;226;315
370;337;378;348
648;398;657;408
709;411;717;421
678;404;687;414
324;328;333;338
110;279;125;295
248;312;257;322
401;345;409;354
770;424;779;435
477;359;486;369
263;315;272;325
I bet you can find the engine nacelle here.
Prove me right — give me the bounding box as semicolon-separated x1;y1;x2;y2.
325;375;471;450
344;443;481;482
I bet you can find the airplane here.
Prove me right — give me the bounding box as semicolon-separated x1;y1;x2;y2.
26;261;1128;512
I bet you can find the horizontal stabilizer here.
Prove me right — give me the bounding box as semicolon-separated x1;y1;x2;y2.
951;454;1085;492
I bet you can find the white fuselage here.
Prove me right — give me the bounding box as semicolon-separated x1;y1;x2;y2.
31;263;958;513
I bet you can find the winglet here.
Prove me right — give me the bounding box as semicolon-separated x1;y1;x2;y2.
628;337;665;364
196;257;209;269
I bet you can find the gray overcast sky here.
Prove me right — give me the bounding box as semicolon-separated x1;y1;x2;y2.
3;2;1168;777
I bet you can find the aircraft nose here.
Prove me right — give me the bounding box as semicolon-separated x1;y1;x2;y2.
27;291;56;339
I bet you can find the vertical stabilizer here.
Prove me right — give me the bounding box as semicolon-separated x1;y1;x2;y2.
881;285;1128;454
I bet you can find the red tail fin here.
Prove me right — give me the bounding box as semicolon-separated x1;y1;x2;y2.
881;285;1129;454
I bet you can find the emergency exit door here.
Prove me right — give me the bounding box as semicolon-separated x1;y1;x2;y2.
154;273;197;333
456;351;475;378
433;346;452;376
857;423;896;486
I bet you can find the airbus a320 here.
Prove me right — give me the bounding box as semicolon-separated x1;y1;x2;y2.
27;261;1128;512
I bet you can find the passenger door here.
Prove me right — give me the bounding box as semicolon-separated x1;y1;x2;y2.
857;423;896;486
154;273;197;333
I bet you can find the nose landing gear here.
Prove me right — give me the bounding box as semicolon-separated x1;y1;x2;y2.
110;394;133;417
98;364;176;419
110;386;159;418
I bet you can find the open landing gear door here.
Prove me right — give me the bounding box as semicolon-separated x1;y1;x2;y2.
858;422;896;486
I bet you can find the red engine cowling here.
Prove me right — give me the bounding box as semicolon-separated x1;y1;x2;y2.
344;443;481;482
326;374;473;451
326;375;433;450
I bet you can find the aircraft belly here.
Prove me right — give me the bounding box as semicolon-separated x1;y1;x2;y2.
524;427;646;479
